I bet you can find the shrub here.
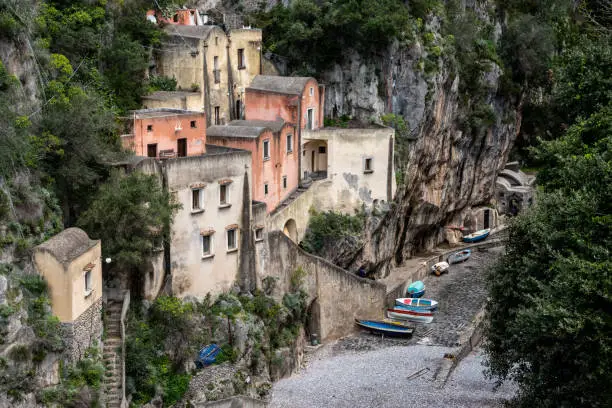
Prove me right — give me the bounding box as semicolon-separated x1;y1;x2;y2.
147;75;177;92
301;210;365;255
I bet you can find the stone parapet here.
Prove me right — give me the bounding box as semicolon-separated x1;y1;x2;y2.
61;297;103;362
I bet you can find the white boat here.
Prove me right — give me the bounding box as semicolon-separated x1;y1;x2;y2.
431;261;450;276
395;298;438;311
386;307;434;323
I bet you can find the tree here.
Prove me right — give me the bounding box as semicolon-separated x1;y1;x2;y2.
484;107;612;407
77;170;180;293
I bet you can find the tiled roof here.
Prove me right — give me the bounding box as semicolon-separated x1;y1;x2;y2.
130;108;202;119
207;125;269;138
248;75;315;95
35;228;98;264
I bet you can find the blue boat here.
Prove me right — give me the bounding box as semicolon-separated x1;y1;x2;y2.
395;297;438;311
194;344;221;368
447;249;472;264
406;280;425;298
355;319;414;337
462;228;490;243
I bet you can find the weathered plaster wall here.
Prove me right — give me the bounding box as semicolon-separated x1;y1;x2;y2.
142;93;203;111
303;126;396;211
204;27;231;125
261;232;385;341
245;90;298;124
157;35;205;106
165;152;252;298
228;29;262;119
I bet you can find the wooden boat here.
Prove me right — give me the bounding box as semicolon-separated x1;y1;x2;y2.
462;228;490;243
354;319;414;336
447;249;471;264
395;297;438;311
431;261;450;276
406;280;425;298
386;307;434;324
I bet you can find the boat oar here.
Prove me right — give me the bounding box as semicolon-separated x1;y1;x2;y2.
406;367;430;381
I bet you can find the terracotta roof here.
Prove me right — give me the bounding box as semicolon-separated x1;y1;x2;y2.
164;25;218;40
248;75;315;95
228;119;286;133
207;125;270;139
130;108;203;119
35;228;98;265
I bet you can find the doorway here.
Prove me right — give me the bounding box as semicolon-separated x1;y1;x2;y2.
177;138;187;157
307;108;314;130
311;151;315;174
484;209;490;229
147;143;157;158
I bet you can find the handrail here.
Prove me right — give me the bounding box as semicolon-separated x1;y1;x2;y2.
120;290;130;408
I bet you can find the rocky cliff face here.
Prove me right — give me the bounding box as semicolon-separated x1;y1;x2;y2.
322;10;519;276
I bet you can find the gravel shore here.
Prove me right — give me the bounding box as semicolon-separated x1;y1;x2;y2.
270;247;515;407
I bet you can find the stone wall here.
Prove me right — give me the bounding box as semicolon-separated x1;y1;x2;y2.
261;231;386;341
62;297;103;362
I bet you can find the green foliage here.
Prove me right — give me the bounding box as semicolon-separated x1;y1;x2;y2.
39;347;105;407
78;170;180;291
485;106;611;407
147;75;177;93
247;0;413;74
301;209;365;255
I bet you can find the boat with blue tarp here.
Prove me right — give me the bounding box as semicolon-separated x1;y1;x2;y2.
194;344;221;368
354;319;414;336
406;280;425;298
395;297;438;311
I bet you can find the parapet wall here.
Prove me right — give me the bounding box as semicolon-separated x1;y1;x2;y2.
264;231;386;341
62;297;103;363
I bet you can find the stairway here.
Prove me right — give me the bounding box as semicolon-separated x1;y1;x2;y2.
103;300;124;408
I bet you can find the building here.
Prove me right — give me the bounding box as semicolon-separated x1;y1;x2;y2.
120;108;206;158
495;161;535;216
142;91;202;111
33;228;103;361
207;120;299;213
146;8;205;26
155;24;262;127
164;147;255;297
301;124;396;212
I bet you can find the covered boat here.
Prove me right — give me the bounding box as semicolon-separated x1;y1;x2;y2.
431;261;450;276
395;297;438;311
462;228;490;243
447;249;471;264
354;319;414;336
386;307;434;324
406;280;425;298
194;344;221;368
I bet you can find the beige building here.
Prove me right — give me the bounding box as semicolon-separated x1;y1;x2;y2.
142;91;202;111
155;25;262;127
164;146;255;298
33;228;103;361
302;125;396;212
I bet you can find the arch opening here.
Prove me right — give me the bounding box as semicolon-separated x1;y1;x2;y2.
283;218;298;243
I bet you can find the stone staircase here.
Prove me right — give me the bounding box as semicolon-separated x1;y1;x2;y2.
103;300;124;408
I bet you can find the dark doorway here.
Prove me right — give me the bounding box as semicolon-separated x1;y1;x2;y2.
484;209;490;229
235;100;241;119
147;143;157;158
177;138;187;157
311;150;315;173
307;108;313;130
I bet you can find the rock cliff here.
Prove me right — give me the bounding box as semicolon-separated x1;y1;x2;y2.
321;9;520;276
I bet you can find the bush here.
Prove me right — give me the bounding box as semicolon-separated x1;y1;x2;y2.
147;75;177;92
301;210;365;255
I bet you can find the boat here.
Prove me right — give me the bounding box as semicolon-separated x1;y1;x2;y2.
194;344;222;368
431;261;450;276
395;297;438;311
386;307;434;323
462;228;490;243
354;319;414;336
406;280;425;298
447;249;471;264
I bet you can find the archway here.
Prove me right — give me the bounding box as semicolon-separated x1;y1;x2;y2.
283;218;298;243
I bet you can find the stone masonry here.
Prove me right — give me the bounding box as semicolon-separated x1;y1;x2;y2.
61;297;103;363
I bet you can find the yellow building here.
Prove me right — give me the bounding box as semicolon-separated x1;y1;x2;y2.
155;25;262;127
33;228;103;361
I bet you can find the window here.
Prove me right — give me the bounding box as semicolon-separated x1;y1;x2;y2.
219;184;229;205
215;36;218;46
214;106;220;125
264;183;269;196
254;227;263;241
190;120;197;128
307;108;314;130
286;134;293;153
310;87;314;96
201;234;213;257
235;100;241;119
177;138;187;157
84;270;92;295
283;175;287;189
318;146;326;154
213;56;220;84
192;188;203;211
227;228;237;251
364;157;373;173
263;139;270;160
237;48;245;69
147;124;153;132
147;143;157;158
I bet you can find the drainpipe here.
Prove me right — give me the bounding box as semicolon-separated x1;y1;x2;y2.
226;37;235;122
202;42;211;127
297;96;303;183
